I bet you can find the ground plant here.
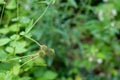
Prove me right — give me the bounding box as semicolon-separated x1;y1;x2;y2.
0;0;120;80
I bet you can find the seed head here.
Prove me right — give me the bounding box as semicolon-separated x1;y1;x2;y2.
41;45;47;51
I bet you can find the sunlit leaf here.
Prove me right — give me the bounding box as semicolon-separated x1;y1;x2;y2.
0;38;10;46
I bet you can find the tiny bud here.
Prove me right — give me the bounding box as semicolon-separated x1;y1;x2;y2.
41;45;47;51
48;49;55;55
39;50;45;55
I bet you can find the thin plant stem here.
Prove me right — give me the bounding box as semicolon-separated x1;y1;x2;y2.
26;0;53;33
20;56;39;67
24;35;41;47
30;6;49;29
7;53;39;61
0;4;5;23
17;0;19;19
16;0;19;33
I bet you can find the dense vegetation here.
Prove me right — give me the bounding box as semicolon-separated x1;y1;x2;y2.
0;0;120;80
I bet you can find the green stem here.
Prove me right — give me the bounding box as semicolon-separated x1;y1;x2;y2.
24;35;41;47
7;53;38;61
0;4;5;23
20;56;38;67
16;0;19;34
26;0;53;33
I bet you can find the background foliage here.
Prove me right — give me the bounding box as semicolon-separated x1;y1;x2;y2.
0;0;120;80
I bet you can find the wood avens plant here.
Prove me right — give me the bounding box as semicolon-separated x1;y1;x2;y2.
0;0;55;67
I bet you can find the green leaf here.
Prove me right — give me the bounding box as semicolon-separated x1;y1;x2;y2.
5;46;14;53
12;64;20;75
0;49;7;61
0;0;5;4
9;24;20;32
0;28;9;34
10;34;20;40
0;38;10;46
34;58;46;66
97;53;106;59
69;0;77;8
0;73;5;80
52;0;56;4
6;0;16;9
5;41;27;54
43;71;57;80
0;63;12;72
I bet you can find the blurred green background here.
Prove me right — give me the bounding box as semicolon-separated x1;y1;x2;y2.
0;0;120;80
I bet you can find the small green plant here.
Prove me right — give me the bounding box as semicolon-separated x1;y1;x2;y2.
0;0;55;71
0;0;120;80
